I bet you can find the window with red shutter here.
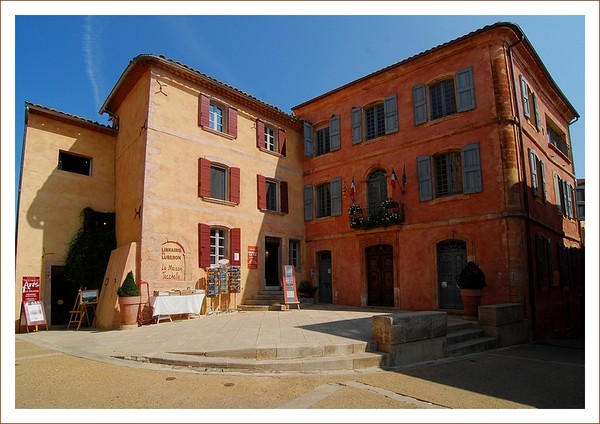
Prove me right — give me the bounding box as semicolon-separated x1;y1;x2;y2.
280;181;289;214
230;228;241;266
227;107;237;138
198;223;211;268
230;167;240;204
198;157;211;198
256;120;265;149
278;129;286;156
257;175;267;210
199;94;210;128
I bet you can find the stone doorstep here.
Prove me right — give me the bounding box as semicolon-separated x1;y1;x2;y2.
143;351;389;372
446;336;496;357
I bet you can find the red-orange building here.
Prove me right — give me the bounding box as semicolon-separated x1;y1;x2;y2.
293;22;583;339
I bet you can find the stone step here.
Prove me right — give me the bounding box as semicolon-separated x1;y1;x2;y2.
243;298;282;305
143;350;389;372
447;336;496;357
446;328;486;345
237;304;286;312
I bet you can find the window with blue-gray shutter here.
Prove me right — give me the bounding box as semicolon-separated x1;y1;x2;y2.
456;67;475;112
330;177;342;216
532;92;540;131
384;93;399;134
529;149;538;197
304;121;313;156
417;156;433;201
462;143;482;194
520;75;530;119
413;84;427;125
304;185;313;221
352;107;363;144
330;115;341;151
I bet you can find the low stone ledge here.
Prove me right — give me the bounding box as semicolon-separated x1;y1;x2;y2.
478;303;524;326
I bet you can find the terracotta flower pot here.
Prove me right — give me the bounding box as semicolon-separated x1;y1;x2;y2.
118;296;140;326
460;289;482;320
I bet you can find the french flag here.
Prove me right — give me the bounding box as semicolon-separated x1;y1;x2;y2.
391;168;398;189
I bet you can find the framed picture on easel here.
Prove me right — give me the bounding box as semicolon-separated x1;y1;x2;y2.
81;289;98;304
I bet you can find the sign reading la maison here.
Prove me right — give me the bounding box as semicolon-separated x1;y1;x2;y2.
160;242;185;281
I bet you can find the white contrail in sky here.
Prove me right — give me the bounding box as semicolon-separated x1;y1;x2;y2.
83;16;101;111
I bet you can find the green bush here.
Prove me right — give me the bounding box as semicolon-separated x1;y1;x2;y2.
457;261;487;290
117;271;140;297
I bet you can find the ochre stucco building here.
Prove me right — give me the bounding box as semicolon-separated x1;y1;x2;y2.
15;22;584;339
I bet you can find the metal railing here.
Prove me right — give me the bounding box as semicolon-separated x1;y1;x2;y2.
349;202;405;229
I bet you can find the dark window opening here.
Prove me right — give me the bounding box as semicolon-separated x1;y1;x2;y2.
58;151;91;176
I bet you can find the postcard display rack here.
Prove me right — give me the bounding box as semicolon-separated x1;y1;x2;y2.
205;262;241;313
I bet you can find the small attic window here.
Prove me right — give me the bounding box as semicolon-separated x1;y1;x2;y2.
58;151;92;176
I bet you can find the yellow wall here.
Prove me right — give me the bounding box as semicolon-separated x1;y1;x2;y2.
15;110;115;323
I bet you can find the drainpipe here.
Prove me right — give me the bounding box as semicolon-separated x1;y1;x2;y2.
507;34;537;340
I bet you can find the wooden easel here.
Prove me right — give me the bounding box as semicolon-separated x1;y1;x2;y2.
67;290;97;330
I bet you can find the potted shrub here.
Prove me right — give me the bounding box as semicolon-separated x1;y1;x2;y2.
117;271;140;327
457;261;486;320
297;280;317;299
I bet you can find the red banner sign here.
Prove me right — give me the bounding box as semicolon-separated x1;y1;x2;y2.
22;276;41;302
247;246;258;269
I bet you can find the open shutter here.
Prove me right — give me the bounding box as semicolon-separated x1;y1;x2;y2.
198;223;211;268
257;175;267;210
520;75;530;118
278;128;286;156
230;167;240;204
330;115;341;151
528;149;539;197
456;67;476;112
230;228;241;266
198;157;211;198
330;177;342;216
256;120;265;149
384;93;399;134
351;107;363;144
280;181;289;214
304;121;313;156
555;175;563;213
199;94;210;127
532;92;541;131
566;182;573;218
304;185;313;221
417;156;433;201
413;84;427;125
227;107;237;138
539;160;546;203
462;143;483;194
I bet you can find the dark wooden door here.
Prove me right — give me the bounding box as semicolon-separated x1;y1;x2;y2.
318;251;332;303
50;265;79;325
366;245;394;306
438;240;467;309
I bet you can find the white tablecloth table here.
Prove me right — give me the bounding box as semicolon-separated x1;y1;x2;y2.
150;293;205;321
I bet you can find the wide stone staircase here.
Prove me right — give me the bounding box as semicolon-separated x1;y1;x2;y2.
146;340;390;373
237;288;286;311
446;318;496;357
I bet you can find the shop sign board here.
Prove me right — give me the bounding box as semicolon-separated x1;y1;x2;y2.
282;265;299;305
247;246;258;269
22;276;40;302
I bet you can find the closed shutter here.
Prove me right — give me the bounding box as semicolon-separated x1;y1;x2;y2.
413;84;427;125
555;175;563;213
199;94;210;127
304;121;313;156
529;149;538;197
257;175;267;210
280;181;289;214
198;157;211;198
230;167;240;204
198;223;211;268
566;182;573;218
462;143;483;194
304;185;313;221
230;228;241;266
532;92;541;131
330;115;341;151
278;128;286;156
520;75;530;118
351;107;363;144
256;120;265;149
456;67;476;112
417;156;433;201
227;107;237;138
384;93;399;134
330;177;342;216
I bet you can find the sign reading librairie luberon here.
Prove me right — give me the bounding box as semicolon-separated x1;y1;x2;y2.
160;242;185;280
